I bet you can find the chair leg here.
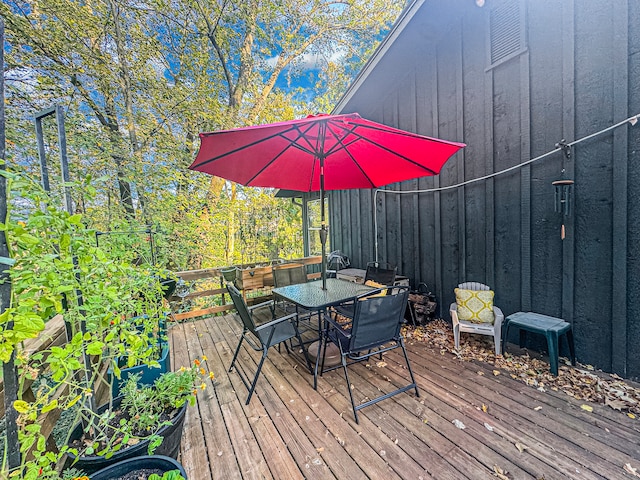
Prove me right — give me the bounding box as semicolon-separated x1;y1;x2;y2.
546;331;560;376
400;338;419;398
229;331;246;372
246;347;269;405
493;331;502;356
340;351;359;424
566;329;576;366
453;323;461;350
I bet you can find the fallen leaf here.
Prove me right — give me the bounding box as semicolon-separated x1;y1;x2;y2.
515;442;527;453
581;404;593;412
452;419;466;429
605;398;627;411
493;370;501;376
534;406;543;411
484;422;494;431
482;404;489;413
376;361;387;368
477;371;485;376
492;465;510;479
628;413;636;419
316;447;324;453
624;463;640;477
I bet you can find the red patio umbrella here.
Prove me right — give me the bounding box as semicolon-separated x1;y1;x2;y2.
189;113;465;289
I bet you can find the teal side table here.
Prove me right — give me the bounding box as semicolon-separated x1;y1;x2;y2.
503;311;576;375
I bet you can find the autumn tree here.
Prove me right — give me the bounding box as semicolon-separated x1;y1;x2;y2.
2;0;404;268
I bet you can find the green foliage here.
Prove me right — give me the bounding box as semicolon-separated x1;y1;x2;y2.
148;470;186;480
0;172;177;478
0;1;404;473
119;363;206;437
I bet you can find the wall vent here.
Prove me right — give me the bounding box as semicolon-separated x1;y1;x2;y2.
490;0;522;65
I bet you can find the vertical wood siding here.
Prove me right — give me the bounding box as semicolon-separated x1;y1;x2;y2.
331;0;640;379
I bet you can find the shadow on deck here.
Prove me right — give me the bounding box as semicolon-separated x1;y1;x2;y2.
170;314;640;480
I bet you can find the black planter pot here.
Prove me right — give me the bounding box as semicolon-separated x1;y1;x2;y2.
66;397;187;475
89;455;187;479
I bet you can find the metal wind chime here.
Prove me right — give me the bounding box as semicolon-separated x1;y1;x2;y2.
552;140;574;240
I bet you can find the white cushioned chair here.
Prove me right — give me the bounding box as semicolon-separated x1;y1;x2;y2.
449;282;504;355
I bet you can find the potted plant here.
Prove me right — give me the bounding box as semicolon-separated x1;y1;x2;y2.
64;359;213;475
107;314;172;397
0;173;197;479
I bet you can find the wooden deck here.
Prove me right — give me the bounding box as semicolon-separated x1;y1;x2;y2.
170;314;640;480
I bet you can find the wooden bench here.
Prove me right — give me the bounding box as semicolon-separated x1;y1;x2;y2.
503;311;576;375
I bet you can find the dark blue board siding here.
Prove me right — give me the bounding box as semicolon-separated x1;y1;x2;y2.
329;0;639;379
627;1;640;379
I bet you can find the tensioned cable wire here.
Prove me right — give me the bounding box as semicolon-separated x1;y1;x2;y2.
373;113;640;262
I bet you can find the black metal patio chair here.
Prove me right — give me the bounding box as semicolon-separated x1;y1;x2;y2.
318;285;419;423
332;261;398;319
227;283;312;404
272;262;317;338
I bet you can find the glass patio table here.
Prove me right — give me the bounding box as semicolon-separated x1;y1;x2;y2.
272;278;375;388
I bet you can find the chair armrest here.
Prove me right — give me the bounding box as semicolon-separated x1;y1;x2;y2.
254;312;298;333
323;312;352;339
450;303;459;326
248;299;274;311
493;306;504;327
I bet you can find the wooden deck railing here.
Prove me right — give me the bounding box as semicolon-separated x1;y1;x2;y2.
169;256;322;322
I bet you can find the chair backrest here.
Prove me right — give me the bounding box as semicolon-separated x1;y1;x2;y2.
364;262;397;285
227;284;258;337
458;282;490;291
349;286;409;352
272;263;307;288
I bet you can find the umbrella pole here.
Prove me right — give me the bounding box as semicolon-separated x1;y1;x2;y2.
320;173;327;290
318;122;328;290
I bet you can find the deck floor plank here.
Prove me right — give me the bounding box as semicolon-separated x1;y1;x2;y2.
267;347;407;480
384;346;581;480
402;344;608;480
171;322;214;480
213;314;336;480
313;361;484;480
444;352;640;465
339;355;520;479
191;318;273;480
403;341;638;480
182;320;243;480
173;315;640;480
201;315;305;480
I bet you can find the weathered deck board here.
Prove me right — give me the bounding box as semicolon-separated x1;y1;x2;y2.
172;315;640;479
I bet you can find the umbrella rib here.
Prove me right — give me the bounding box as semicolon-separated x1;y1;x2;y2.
337;123;440;175
193;125;317;168
245;123;321;186
324;123;377;188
